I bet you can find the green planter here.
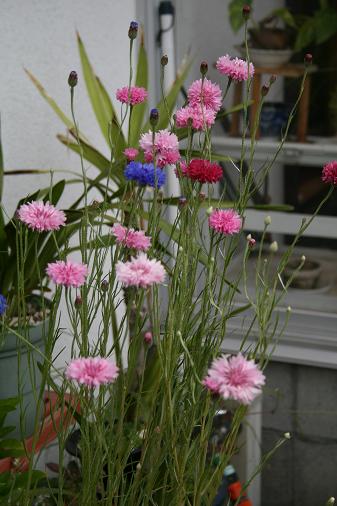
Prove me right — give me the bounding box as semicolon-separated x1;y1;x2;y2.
0;321;47;438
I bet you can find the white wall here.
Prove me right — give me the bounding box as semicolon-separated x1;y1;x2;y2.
1;0;136;213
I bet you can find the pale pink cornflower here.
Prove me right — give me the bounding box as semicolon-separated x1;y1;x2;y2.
209;209;242;235
175;105;216;130
322;160;337;185
66;357;119;388
139;129;180;168
187;78;222;112
17;201;66;232
111;223;151;251
123;147;139;161
216;54;255;82
116;86;148;105
46;260;88;287
116;253;165;288
203;354;265;405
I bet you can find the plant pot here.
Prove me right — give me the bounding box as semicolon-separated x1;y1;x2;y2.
0;320;47;437
235;45;293;68
249;27;291;50
284;257;322;289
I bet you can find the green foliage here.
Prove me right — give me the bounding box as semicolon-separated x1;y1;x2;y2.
295;6;337;50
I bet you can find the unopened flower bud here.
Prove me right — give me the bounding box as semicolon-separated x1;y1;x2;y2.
91;200;100;209
287;306;292;313
246;234;256;247
74;295;82;308
264;215;271;226
68;71;78;88
178;197;187;207
199;192;206;201
200;61;208;76
301;255;306;263
304;53;312;66
178;246;183;253
261;84;270;97
150;108;159;127
269;74;277;85
161;54;168;66
242;4;251;20
206;206;213;216
284;432;291;440
327;498;335;506
270;241;278;253
101;280;109;291
128;21;138;40
144;331;153;344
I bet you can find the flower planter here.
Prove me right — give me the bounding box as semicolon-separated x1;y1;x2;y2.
0;320;47;437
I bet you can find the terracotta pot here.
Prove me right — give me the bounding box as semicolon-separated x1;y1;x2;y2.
249;27;291;50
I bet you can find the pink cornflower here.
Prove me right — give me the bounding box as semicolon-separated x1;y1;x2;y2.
111;223;151;251
203;354;265;405
66;357;119;388
322;160;337;185
216;55;255;82
124;147;139;161
144;331;153;344
209;209;242;235
17;201;66;232
187;78;222;112
116;86;148;106
139;129;180;168
46;260;88;288
175;105;216;130
116;253;165;288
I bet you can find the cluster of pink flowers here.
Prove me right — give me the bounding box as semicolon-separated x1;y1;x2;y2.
111;223;151;251
116;253;165;288
139;129;180;168
116;86;148;106
18;201;66;232
66;357;119;387
203;353;265;405
209;209;242;235
46;260;88;288
322;160;337;186
175;78;221;131
216;55;255;82
123;147;139;161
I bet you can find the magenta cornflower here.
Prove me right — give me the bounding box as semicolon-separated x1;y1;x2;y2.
116;253;166;288
116;86;148;105
111;223;151;251
139;129;180;168
46;260;88;288
187;78;222;112
216;54;254;82
175;105;216;130
322;160;337;185
203;354;265;405
66;357;119;388
209;209;242;235
123;147;139;161
17;201;66;232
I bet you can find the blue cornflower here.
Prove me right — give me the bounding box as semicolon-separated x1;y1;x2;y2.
0;294;7;316
124;162;166;189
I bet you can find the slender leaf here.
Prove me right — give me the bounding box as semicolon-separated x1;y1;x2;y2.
96;76;125;157
77;33;117;147
129;36;149;145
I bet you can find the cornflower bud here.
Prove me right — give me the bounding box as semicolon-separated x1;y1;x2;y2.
161;54;168;66
200;61;208;76
144;331;153;344
246;233;256;247
128;21;138;40
304;53;313;66
150;108;159;127
178;197;187;207
269;241;278;253
101;280;109;292
206;206;213;216
264;215;271;226
284;432;291;440
261;84;270;97
68;71;78;88
199;192;206;201
327;498;335;506
74;295;82;308
269;74;277;85
242;4;251;20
